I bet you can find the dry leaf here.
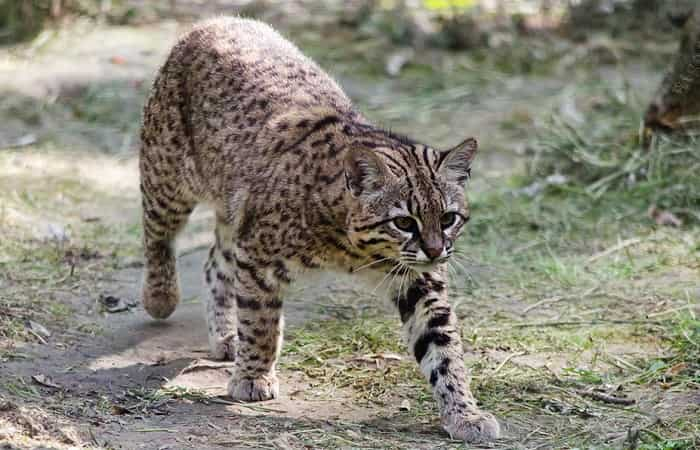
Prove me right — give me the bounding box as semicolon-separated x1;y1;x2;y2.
648;205;683;227
665;362;687;377
32;374;61;389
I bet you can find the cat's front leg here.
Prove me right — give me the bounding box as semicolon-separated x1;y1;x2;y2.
226;254;284;401
396;270;500;444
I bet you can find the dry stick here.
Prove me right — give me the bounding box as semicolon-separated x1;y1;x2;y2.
647;304;695;318
210;397;288;413
576;389;636;406
586;238;642;265
491;351;526;376
524;285;599;314
26;329;48;345
485;319;663;331
133;428;177;433
178;360;235;376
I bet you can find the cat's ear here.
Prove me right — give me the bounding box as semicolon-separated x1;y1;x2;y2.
437;137;478;185
344;148;388;196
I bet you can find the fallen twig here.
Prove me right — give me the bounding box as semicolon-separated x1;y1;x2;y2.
586;238;642;265
576;389;635;406
492;351;526;376
133;428;176;433
524;285;599;314
178;359;236;376
485;319;663;331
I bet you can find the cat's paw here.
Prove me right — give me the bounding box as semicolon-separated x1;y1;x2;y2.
208;334;236;361
443;411;500;443
142;281;179;319
228;374;279;401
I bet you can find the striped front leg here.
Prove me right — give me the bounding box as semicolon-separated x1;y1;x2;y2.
226;253;284;402
396;270;500;443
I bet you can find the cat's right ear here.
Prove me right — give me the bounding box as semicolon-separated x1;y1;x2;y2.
344;148;387;197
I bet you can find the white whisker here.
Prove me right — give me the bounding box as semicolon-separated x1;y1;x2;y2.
397;264;410;300
371;263;401;295
352;257;392;273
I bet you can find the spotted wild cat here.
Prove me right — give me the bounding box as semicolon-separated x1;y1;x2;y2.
139;17;499;443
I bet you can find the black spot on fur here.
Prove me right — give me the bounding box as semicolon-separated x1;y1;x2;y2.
423;298;439;307
238;207;256;241
273;260;291;283
236;295;261;310
396;278;431;322
438;358;450;376
414;330;451;363
427;311;451;329
266;298;283;309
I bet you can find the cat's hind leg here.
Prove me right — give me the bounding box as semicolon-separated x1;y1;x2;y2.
140;177;195;320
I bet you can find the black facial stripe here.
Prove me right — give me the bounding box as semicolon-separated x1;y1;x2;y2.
354;218;395;231
358;237;389;246
375;150;410;177
407;143;422;167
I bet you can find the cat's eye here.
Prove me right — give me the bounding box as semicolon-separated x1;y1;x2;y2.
393;216;417;232
440;212;458;229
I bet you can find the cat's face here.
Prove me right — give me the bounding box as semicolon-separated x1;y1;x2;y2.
344;138;477;273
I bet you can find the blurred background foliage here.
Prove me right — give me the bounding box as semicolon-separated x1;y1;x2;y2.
1;0;698;220
0;0;692;46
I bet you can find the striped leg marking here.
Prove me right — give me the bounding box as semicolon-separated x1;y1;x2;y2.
396;270;500;443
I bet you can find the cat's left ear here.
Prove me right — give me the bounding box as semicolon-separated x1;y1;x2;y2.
437;137;478;184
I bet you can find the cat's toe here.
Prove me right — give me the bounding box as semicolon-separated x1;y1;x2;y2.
443;411;500;443
228;374;279;401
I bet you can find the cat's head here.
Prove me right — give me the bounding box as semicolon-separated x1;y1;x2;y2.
344;136;477;273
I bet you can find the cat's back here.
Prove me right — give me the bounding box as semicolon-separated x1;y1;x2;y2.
175;17;354;114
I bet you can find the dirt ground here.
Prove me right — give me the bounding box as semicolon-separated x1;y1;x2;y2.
1;4;698;450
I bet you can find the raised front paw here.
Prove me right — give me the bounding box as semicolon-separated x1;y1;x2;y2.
443;411;500;444
227;374;279;402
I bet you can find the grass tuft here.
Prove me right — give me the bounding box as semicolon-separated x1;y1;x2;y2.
528;88;700;223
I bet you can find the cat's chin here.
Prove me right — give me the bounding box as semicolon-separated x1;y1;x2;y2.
407;261;443;273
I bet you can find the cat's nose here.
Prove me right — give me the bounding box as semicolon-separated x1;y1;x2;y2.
421;239;444;261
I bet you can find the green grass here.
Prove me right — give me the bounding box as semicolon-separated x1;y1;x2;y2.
528;85;700;223
282;317;429;407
